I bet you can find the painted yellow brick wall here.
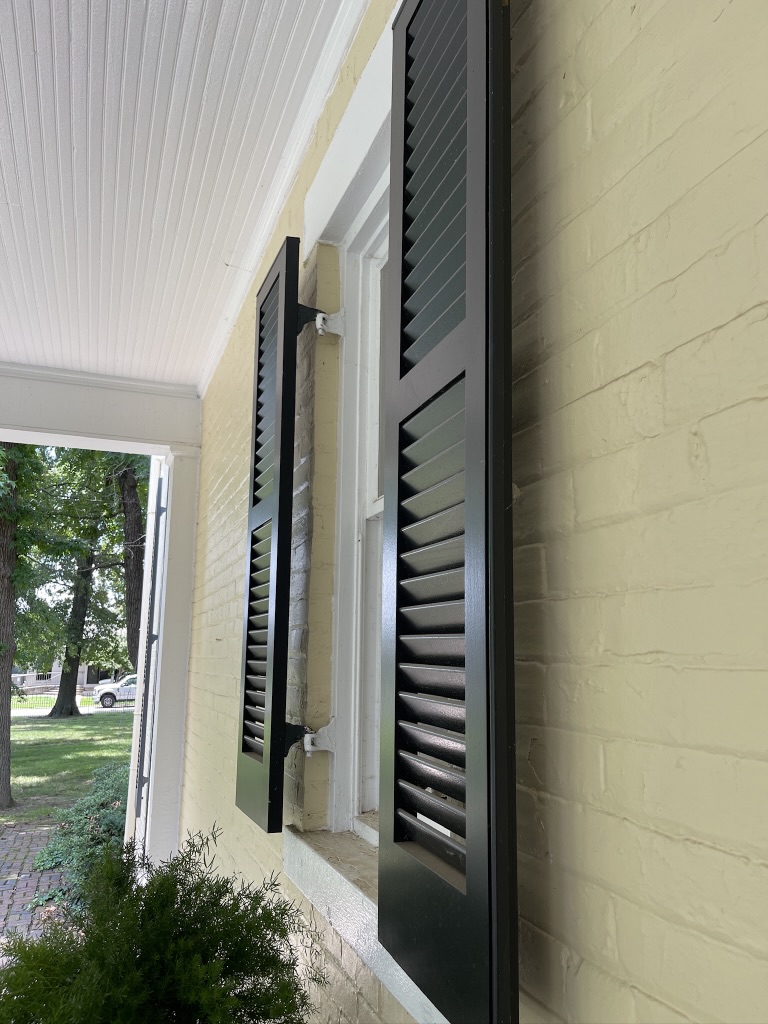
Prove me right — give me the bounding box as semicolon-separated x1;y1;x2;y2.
511;1;768;1021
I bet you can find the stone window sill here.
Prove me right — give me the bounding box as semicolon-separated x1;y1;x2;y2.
284;826;562;1024
284;825;448;1023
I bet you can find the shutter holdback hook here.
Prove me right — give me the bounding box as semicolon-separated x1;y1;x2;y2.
302;718;336;758
296;304;345;337
282;718;336;757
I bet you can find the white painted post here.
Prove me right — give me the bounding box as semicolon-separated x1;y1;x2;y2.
142;449;199;861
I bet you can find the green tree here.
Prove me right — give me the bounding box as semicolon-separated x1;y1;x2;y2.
106;456;149;670
13;448;149;718
0;443;19;808
0;443;45;807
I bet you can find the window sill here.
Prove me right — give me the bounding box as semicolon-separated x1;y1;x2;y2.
352;810;379;847
284;827;563;1024
284;826;449;1024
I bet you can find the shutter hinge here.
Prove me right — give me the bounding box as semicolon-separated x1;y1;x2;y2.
283;722;311;757
302;718;336;757
296;305;345;337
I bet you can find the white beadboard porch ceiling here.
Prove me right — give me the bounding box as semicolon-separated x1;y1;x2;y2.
0;0;369;393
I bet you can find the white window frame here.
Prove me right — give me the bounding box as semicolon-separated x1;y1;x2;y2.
329;212;388;833
299;6;396;835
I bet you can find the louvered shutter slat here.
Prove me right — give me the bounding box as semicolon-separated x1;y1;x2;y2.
407;0;462;63
380;1;515;1021
400;502;465;548
399;691;465;730
397;779;466;837
400;599;465;632
399;663;464;696
401;535;464;574
398;720;466;767
400;470;465;520
408;53;467;149
396;810;466;875
236;237;301;834
400;633;465;662
400;567;464;603
398;749;466;801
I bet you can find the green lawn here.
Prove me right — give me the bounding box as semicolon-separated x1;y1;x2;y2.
2;714;134;825
11;696;104;709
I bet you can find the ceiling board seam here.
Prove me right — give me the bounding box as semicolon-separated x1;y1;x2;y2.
28;0;63;364
170;1;315;374
149;0;284;381
121;1;174;376
54;0;77;365
198;0;370;393
135;0;228;380
157;0;255;382
135;0;246;381
95;0;109;371
111;0;152;376
136;0;213;382
122;0;177;379
1;2;46;357
105;0;131;368
41;0;73;363
130;0;198;379
69;0;86;369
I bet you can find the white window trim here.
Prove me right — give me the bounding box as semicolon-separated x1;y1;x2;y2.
300;10;394;832
329;227;388;832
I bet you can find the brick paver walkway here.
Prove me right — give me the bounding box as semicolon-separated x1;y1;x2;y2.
0;823;65;941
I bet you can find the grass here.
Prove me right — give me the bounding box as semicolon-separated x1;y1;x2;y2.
1;713;134;826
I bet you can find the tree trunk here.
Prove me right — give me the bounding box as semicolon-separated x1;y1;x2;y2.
48;548;95;718
117;464;145;670
0;444;17;807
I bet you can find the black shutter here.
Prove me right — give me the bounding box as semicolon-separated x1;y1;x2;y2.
236;237;300;833
379;1;516;1022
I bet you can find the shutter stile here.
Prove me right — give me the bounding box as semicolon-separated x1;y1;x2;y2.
236;237;301;834
381;0;516;1021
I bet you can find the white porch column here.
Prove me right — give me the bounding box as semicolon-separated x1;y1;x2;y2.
141;448;199;861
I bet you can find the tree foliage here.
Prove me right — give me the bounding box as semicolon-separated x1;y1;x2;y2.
10;449;149;677
0;443;45;805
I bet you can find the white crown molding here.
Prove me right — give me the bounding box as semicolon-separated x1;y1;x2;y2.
197;0;372;397
0;361;199;400
0;363;201;454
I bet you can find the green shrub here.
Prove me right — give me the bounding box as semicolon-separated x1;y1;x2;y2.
1;829;325;1023
33;762;129;908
